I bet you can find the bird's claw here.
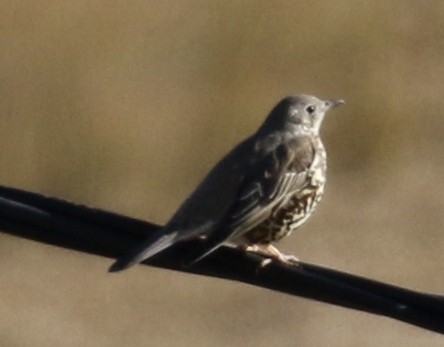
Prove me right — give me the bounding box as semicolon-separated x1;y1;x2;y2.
254;252;300;274
260;253;299;266
241;244;300;273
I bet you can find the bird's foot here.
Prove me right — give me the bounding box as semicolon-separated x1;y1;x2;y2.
258;250;300;268
241;244;300;272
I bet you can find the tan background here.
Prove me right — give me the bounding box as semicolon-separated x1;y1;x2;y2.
1;1;444;346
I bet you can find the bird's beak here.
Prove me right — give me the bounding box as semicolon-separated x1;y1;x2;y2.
325;99;345;109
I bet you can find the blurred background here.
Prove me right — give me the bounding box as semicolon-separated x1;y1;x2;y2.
1;1;443;346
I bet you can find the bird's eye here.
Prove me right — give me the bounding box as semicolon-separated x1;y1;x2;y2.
306;105;316;114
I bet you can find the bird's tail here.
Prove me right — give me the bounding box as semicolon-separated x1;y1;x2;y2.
108;230;179;272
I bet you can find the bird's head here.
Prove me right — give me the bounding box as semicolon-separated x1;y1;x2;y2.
258;95;344;137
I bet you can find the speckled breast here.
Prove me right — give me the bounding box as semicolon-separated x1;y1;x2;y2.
245;143;327;244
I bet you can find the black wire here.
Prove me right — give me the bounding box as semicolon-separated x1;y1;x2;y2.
0;185;443;334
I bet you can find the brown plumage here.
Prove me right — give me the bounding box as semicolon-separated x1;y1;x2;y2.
109;95;344;272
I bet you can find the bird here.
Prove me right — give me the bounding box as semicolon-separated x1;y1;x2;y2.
109;95;344;272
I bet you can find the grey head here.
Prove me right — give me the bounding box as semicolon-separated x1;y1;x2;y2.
257;95;344;137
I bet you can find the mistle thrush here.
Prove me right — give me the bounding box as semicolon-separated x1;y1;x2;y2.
110;95;344;272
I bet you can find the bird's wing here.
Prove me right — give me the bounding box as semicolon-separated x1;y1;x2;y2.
108;139;255;272
188;137;314;263
109;230;179;272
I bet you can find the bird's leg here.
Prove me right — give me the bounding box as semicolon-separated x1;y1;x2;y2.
242;244;300;268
